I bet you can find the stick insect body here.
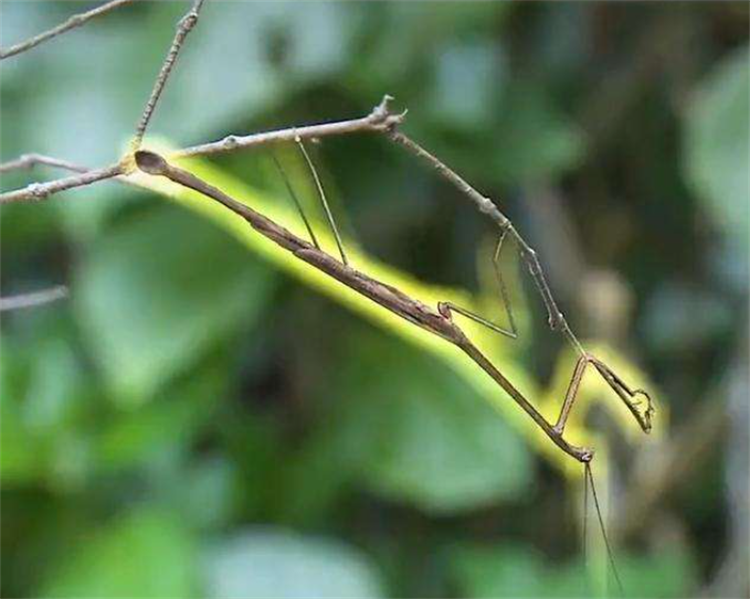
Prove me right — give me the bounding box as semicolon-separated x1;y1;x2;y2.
133;144;653;465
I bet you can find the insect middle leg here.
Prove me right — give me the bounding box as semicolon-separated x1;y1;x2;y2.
438;229;518;339
296;138;348;265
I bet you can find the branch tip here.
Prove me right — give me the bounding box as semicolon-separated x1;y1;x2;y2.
377;94;395;111
371;94;396;122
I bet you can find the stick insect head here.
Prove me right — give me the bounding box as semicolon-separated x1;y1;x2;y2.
134;150;168;176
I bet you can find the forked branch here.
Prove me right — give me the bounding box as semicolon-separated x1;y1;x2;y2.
1;0;205;204
0;98;403;204
0;164;124;205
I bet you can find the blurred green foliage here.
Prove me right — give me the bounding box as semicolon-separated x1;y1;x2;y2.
75;206;276;405
1;2;748;598
449;543;696;598
684;44;749;255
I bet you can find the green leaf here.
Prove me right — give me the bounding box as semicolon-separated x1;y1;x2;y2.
611;550;697;599
684;45;749;252
428;40;505;131
0;332;94;489
0;336;41;486
329;327;533;513
179;455;240;531
95;366;223;471
449;542;697;598
205;528;384;598
491;79;584;184
39;508;198;598
74;204;276;405
449;543;548;598
0;408;35;482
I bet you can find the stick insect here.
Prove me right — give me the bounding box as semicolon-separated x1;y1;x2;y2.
132;133;646;592
0;1;656;593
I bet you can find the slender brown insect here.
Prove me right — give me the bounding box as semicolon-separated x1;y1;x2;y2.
133;142;646;592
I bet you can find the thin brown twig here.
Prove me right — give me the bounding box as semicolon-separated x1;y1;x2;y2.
132;0;207;147
0;99;400;202
0;0;135;60
134;148;597;464
0;100;401;204
173;96;405;158
0;154;88;175
385;128;586;356
0;163;123;205
0;286;69;312
1;0;206;199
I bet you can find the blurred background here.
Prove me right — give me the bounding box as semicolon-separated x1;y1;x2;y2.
1;2;748;597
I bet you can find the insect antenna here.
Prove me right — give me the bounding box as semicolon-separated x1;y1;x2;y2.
583;461;589;564
271;151;320;250
585;461;625;596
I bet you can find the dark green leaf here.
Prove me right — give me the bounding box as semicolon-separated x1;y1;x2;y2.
39;508;198;598
327;328;533;513
74;204;275;405
684;45;749;253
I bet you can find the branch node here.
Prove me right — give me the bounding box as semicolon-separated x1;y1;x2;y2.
369;95;407;131
476;195;498;216
27;182;49;200
388;108;409;131
179;11;200;31
371;94;395;121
